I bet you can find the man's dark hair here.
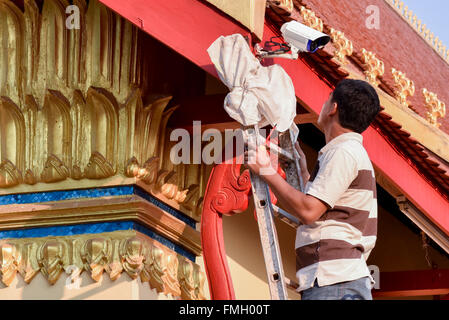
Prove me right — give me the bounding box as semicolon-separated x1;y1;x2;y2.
331;79;381;133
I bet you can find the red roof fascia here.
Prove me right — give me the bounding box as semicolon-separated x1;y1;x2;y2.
98;0;249;77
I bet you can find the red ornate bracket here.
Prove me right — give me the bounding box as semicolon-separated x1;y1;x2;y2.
200;140;284;300
201;158;251;300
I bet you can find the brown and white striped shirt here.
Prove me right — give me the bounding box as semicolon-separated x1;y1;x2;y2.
296;132;377;292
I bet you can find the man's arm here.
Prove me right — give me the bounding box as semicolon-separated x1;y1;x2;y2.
246;144;327;225
262;172;328;225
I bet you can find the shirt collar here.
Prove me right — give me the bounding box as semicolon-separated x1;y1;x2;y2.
319;132;363;155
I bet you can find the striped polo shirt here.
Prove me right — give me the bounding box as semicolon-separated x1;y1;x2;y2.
295;132;377;292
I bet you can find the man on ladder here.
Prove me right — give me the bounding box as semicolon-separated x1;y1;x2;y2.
246;79;381;300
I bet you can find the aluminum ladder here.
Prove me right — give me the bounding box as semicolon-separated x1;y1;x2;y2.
243;125;304;300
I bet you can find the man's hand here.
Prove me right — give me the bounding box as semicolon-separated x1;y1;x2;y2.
244;140;327;225
245;144;277;176
294;141;310;183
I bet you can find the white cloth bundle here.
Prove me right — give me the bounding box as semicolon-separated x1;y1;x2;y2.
207;33;297;134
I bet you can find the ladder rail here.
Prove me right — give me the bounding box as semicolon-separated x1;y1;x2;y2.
245;126;289;300
250;171;289;299
244;125;304;300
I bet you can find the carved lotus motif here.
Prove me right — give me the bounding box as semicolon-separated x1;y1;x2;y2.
0;160;22;188
81;237;112;282
24;169;37;185
156;170;179;199
37;240;66;285
0;243;20;286
143;243;166;293
41;154;70;183
120;237;145;279
125;156;160;185
178;256;196;300
84;152;115;179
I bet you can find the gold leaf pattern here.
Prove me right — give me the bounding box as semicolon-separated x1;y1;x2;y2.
84;152;115;179
423;89;446;127
0;231;204;299
360;48;385;86
37;240;66;285
41;154;70;183
81;238;111;282
329;28;353;65
0;243;20;286
0;0;211;220
391;68;415;107
299;6;324;32
0;160;22;188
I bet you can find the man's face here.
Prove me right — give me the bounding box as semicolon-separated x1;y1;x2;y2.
317;92;334;129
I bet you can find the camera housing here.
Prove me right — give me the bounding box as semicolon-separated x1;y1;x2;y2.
255;21;330;60
281;21;330;53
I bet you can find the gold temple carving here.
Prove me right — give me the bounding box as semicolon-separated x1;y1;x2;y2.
423;89;446;128
0;0;208;220
329;28;353;65
267;0;294;15
0;230;206;300
298;5;324;32
359;48;385;86
391;68;415;107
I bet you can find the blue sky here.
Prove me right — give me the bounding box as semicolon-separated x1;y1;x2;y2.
402;0;449;47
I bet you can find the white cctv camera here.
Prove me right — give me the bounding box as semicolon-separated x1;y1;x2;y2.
256;21;330;60
281;21;330;54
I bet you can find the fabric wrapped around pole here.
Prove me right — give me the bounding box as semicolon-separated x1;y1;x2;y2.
207;34;297;133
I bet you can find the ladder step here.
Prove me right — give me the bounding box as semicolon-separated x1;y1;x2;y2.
254;132;295;160
271;204;300;228
285;277;299;291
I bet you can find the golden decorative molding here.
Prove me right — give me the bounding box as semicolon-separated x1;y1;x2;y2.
0;0;207;221
423;89;446;128
298;5;324;32
0;230;206;300
267;0;293;15
391;68;415;107
359;48;385;86
0;160;23;188
329;28;353;65
0;194;202;256
385;0;449;64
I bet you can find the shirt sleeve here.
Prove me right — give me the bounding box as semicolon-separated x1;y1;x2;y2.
306;147;358;208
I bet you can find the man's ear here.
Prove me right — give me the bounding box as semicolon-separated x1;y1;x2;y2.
328;102;338;116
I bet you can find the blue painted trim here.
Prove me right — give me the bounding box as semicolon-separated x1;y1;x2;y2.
134;186;196;228
132;223;196;261
0;186;134;205
0;185;196;228
0;221;196;261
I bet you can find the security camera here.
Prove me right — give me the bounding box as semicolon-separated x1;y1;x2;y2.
281;21;330;53
256;21;330;60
